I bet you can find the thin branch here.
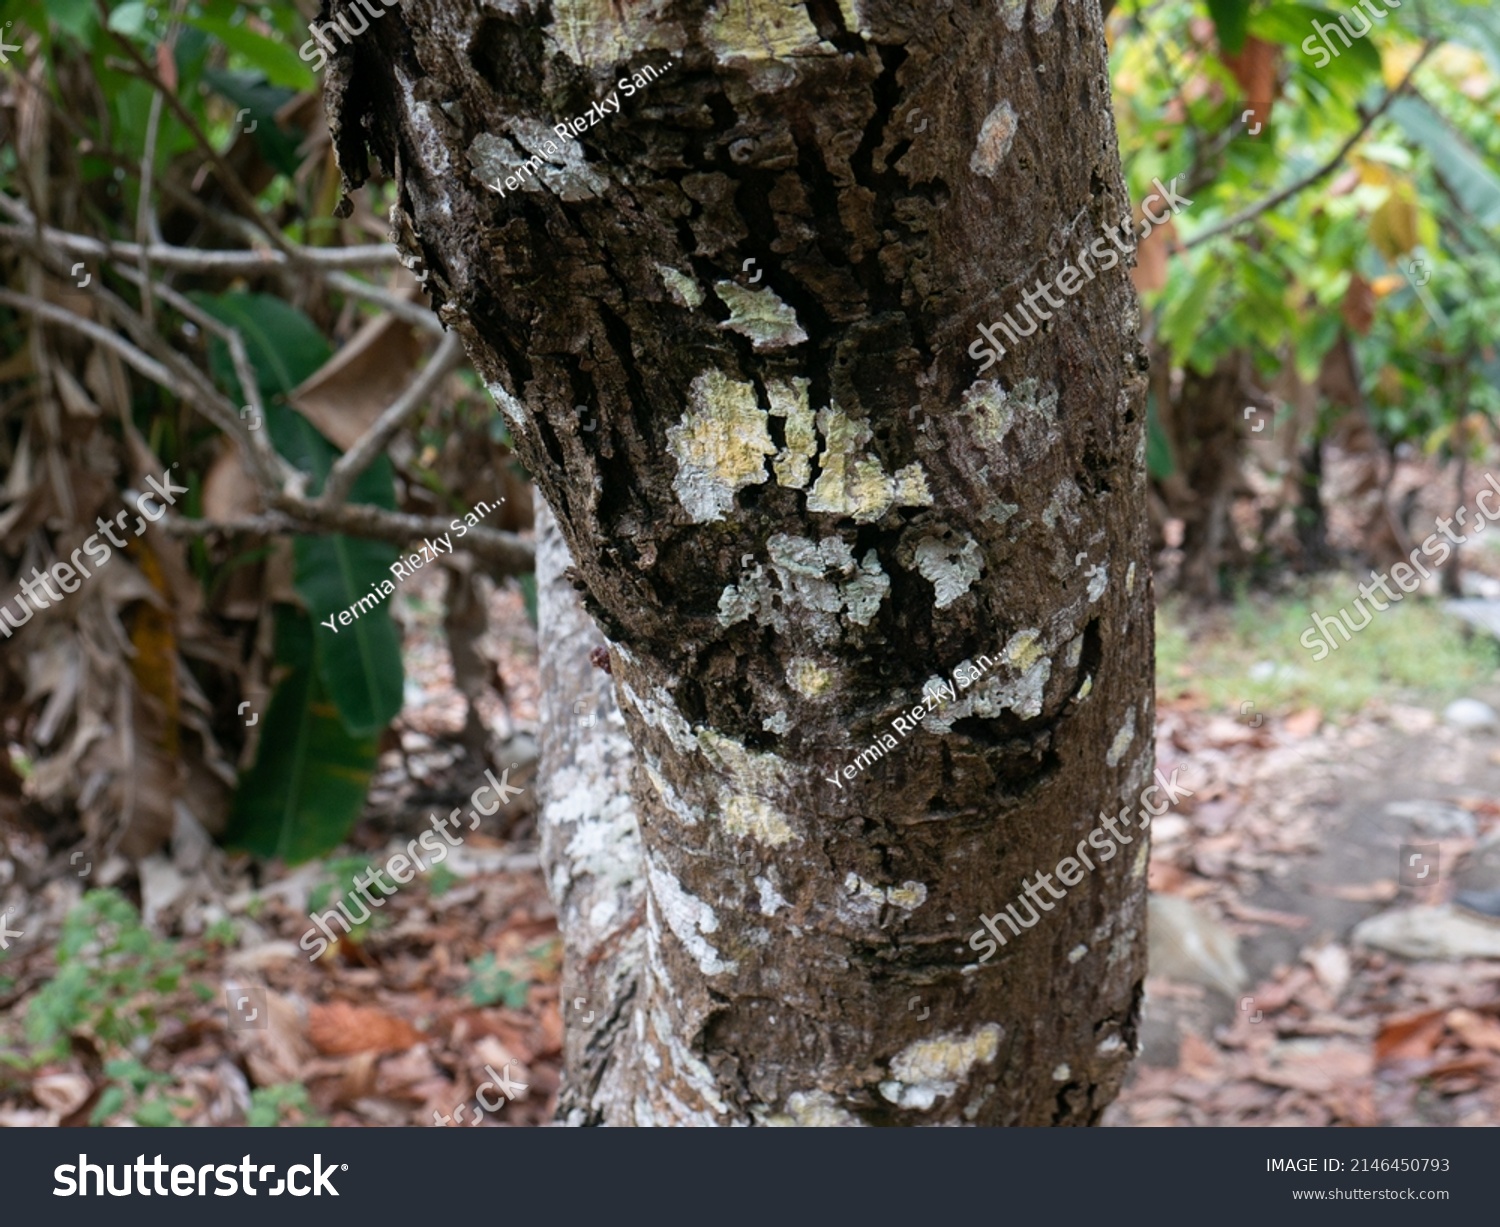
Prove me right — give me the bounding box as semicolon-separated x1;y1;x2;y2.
324;270;445;335
320;332;465;507
1184;41;1437;251
0;209;402;271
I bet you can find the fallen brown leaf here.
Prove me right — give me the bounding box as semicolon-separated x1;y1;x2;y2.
307;1001;425;1056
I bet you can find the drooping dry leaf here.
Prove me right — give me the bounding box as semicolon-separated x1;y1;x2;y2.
1374;1009;1447;1065
289;312;427;452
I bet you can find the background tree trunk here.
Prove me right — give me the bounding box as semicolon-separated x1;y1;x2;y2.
330;0;1153;1124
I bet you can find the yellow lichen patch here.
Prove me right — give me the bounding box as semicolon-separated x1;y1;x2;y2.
702;0;824;64
1003;628;1045;671
880;1023;1005;1110
723;794;798;846
807;406;933;523
787;658;833;698
769;378;817;489
667;370;776;522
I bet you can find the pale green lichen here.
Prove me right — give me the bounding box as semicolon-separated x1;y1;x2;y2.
668;370;775;522
1126;561;1137;593
998;0;1028;31
719;535;890;641
914;534;984;609
703;0;825;64
1106;709;1136;768
844;872;928;918
546;0;677;67
764;1091;864;1127
768;377;817;488
1032;0;1060;31
697;728;799;846
658;264;704;308
971;100;1018;178
468;126;608;202
879;1023;1004;1111
1088;562;1109;602
714;281;809;350
1003;628;1046;672
807;406;933;523
961;380;1016;447
787;658;834;697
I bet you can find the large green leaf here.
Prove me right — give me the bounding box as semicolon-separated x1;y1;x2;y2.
1388;96;1500;228
1207;0;1249;54
180;14;315;90
266;404;404;738
201;69;305;178
225;607;378;864
189;292;332;401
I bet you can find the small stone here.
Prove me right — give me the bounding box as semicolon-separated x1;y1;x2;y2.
1383;800;1477;838
1352;904;1500;960
1443;698;1498;731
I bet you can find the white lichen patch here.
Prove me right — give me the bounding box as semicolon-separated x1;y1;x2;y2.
1131;838;1150;879
768;377;817;489
843;872;927;919
719;534;890;642
646;858;737;976
961;380;1016;448
468;125;608;202
1032;0;1060;31
1068;944;1088;963
667;370;775;522
764;1090;864;1127
658;264;704;308
807;405;933;523
786;657;834;698
714;282;809;349
484;378;529;433
1106;708;1136;768
914;534;984;608
970;100;1018;178
762;711;789;734
620;680;698;754
1087;562;1109;602
1052;1063;1071;1081
755;874;788;916
1064;632;1084;669
878;1023;1004;1111
1126;561;1136;593
1097;1034;1125;1056
643;758;703;827
927;635;1051;732
1042;479;1081;533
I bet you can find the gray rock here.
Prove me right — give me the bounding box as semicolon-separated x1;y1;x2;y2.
1442;698;1499;731
1383;799;1478;838
1148;894;1248;995
1352;904;1500;960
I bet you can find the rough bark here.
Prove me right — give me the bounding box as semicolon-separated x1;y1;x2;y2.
329;0;1152;1125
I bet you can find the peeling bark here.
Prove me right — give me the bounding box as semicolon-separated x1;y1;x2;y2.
331;0;1152;1125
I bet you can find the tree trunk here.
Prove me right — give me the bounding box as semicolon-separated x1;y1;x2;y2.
328;0;1152;1125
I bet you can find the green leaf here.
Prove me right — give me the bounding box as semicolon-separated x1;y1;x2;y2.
1207;0;1250;54
189;292;332;400
201;69;305;178
265;405;404;738
181;15;315;90
225;607;380;864
106;2;149;37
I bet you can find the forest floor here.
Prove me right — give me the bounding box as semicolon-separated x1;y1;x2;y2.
5;542;1500;1126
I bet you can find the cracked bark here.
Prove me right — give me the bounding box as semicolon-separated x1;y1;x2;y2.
328;0;1153;1125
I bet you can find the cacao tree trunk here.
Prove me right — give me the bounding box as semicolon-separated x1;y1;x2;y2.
329;0;1152;1125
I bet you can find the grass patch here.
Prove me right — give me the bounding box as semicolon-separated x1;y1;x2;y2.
1156;579;1500;719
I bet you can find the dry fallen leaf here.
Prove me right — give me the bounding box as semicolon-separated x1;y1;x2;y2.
307;1001;425;1056
1374;1009;1447;1065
